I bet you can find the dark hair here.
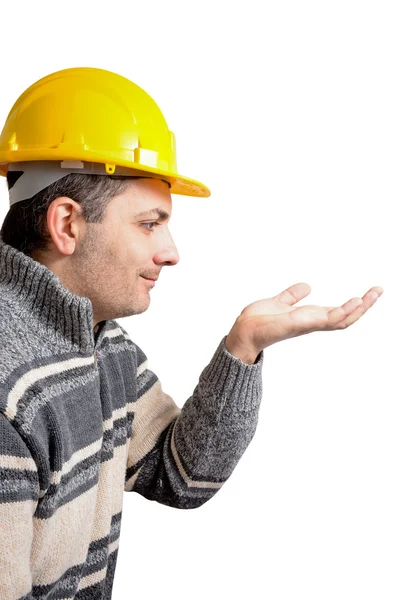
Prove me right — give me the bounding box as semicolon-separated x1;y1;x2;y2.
0;173;136;258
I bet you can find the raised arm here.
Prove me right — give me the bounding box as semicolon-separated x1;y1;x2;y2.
124;334;264;509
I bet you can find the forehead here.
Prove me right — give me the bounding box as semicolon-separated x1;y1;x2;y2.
115;177;172;218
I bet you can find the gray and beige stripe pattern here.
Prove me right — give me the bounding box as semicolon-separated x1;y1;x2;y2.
0;239;264;599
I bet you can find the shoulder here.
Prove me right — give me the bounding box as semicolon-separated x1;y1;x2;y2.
0;295;40;384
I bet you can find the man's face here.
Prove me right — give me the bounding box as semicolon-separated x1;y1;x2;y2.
62;177;179;326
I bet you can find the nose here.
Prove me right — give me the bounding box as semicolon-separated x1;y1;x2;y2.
155;229;180;266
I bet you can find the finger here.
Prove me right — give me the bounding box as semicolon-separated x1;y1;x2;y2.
274;282;312;306
327;287;384;330
321;288;383;330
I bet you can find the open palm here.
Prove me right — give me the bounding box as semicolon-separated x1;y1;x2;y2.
234;282;384;351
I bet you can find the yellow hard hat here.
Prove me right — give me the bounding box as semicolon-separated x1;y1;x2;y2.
0;66;211;198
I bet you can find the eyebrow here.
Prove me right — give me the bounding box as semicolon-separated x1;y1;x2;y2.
132;208;170;221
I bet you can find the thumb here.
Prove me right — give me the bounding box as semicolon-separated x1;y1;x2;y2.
274;282;312;306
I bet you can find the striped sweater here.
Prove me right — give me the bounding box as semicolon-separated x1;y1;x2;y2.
0;238;264;599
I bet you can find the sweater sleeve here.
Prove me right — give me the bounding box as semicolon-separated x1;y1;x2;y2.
124;334;264;509
0;412;40;599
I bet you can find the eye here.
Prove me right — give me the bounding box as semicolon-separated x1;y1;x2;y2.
141;221;162;232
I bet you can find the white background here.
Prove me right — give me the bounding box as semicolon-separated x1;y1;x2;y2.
0;1;398;598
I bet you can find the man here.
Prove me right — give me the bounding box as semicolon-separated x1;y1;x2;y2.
0;67;383;599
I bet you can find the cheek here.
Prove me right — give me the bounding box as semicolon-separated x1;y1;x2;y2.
124;241;149;265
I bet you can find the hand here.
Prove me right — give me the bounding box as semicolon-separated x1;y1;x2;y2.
225;283;384;362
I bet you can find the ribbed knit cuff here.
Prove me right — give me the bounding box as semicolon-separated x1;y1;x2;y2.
199;335;264;412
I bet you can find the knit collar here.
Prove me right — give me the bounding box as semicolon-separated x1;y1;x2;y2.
0;239;106;353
